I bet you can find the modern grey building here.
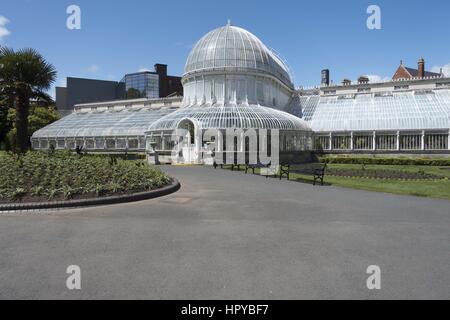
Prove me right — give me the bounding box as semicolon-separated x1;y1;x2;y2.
55;64;182;117
55;77;125;117
120;64;183;100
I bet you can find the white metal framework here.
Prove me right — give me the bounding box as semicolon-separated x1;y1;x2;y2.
147;103;311;131
184;25;293;89
31;107;176;151
303;88;450;152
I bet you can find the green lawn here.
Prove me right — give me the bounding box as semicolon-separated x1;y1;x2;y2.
224;163;450;200
292;163;450;200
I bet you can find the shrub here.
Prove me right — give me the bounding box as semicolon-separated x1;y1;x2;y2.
326;168;443;180
0;151;170;203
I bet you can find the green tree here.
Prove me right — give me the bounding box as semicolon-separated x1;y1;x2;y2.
0;104;9;148
5;104;59;150
126;88;142;99
0;47;57;152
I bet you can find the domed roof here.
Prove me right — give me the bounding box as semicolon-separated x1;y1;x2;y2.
147;103;311;132
184;24;294;89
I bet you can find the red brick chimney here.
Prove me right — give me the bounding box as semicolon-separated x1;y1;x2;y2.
418;57;425;79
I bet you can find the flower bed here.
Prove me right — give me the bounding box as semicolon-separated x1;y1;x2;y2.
0;151;171;203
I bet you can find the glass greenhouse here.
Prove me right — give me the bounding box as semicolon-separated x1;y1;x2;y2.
31;106;177;152
31;23;450;158
145;24;313;164
306;88;450;151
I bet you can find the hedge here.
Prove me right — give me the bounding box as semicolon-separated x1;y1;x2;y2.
319;156;450;166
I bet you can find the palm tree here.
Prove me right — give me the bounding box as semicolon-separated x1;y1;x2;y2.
0;47;56;152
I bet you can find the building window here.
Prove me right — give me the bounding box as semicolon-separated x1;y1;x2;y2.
57;139;65;149
376;135;397;150
425;134;448;150
75;139;84;148
394;85;409;90
116;138;126;149
49;140;57;149
106;139;116;149
40;140;49;149
314;136;330;151
353;135;373;150
85;139;95;149
150;136;163;150
66;140;75;149
332;136;351;150
31;139;39;149
400;135;421;150
128;138;139;150
95;138;105;149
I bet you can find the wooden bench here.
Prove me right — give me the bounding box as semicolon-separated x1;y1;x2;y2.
279;162;327;185
244;162;276;178
213;161;242;171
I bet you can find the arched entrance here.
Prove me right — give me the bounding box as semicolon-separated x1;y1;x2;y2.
176;118;200;164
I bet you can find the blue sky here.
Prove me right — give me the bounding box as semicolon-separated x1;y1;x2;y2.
1;0;449;96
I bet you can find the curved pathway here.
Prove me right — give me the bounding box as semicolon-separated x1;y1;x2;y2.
0;166;449;299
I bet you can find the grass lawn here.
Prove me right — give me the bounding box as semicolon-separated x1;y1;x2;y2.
223;163;450;200
0;151;171;203
293;163;450;200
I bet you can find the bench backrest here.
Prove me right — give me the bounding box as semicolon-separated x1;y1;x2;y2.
282;162;327;172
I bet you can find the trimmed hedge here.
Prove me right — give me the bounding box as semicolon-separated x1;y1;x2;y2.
326;168;444;180
319;156;450;166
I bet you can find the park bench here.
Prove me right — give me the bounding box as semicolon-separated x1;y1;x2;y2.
244;162;279;178
245;162;269;174
213;161;242;171
279;162;327;185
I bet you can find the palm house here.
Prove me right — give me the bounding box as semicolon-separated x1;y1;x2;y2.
144;24;312;164
31;24;450;158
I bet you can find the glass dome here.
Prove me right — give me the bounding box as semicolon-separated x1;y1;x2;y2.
147;103;311;132
184;24;294;89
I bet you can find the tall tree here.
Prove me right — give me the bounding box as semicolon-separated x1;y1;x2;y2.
0;47;56;152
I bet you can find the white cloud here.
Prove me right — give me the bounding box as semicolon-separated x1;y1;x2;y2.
0;15;11;41
431;63;450;77
138;67;151;72
366;75;391;83
87;64;100;73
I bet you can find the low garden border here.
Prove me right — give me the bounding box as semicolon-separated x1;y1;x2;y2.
0;178;180;212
